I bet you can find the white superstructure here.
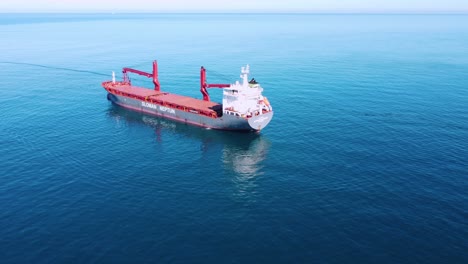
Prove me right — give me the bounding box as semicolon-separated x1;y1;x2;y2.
222;65;272;118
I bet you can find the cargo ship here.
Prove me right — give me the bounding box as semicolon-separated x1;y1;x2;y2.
102;61;273;131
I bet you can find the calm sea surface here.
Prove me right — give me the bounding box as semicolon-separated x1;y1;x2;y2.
0;13;467;263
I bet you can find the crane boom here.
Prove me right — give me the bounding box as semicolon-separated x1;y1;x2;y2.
122;68;153;78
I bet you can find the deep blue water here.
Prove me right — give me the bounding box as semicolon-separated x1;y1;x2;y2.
1;13;467;263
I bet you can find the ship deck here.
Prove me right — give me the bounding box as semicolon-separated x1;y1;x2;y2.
103;81;222;117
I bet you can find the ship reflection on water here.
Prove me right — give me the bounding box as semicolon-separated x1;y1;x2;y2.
221;138;269;177
106;106;271;179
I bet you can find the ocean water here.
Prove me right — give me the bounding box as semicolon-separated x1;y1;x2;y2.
1;13;467;263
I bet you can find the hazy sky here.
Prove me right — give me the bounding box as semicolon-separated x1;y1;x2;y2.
1;0;468;13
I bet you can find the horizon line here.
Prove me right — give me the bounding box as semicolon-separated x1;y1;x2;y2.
2;10;468;15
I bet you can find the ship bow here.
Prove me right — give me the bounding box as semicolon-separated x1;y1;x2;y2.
248;112;274;131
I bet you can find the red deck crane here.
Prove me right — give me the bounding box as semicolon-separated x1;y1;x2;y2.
200;66;230;101
122;60;160;91
120;61;229;101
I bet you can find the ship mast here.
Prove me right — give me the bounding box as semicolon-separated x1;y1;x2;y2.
241;65;250;87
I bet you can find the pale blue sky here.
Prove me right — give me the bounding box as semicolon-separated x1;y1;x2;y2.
1;0;468;13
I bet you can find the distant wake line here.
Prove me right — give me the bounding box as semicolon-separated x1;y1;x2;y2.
0;61;109;77
0;61;232;83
